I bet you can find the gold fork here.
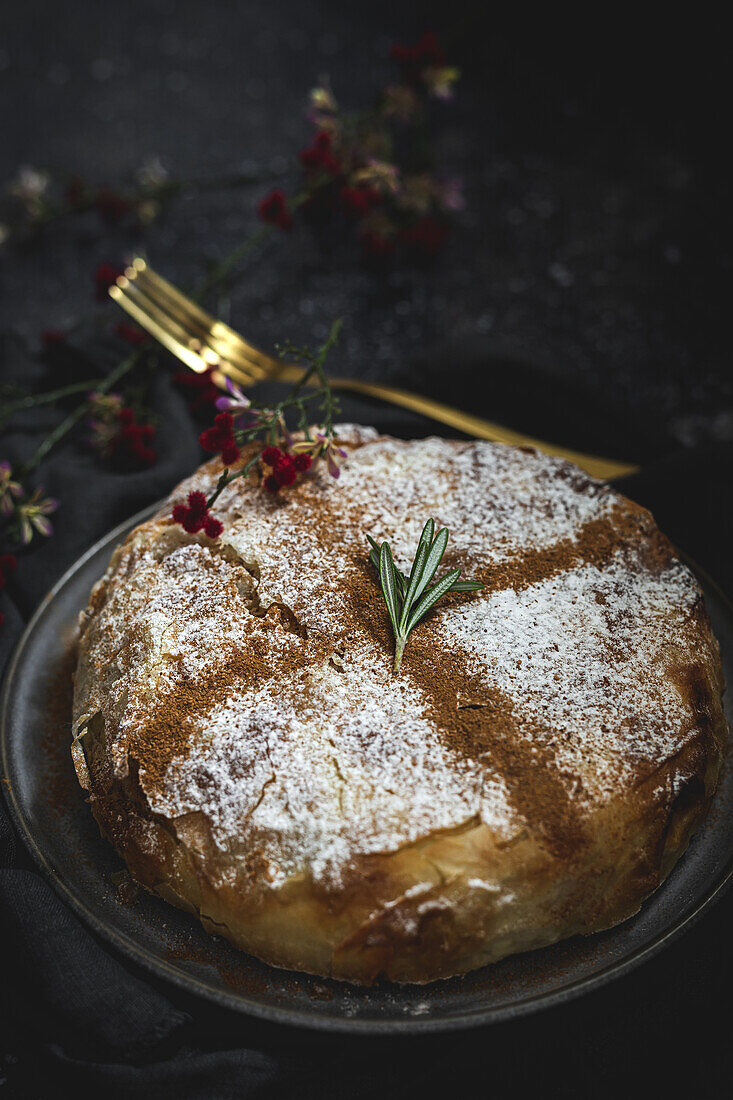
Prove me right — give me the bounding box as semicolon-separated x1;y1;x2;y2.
109;258;638;480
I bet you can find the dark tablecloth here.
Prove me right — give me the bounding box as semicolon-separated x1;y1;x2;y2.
2;345;732;1099
2;2;732;1096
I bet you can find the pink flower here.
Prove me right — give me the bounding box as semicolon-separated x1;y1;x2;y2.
422;66;460;102
214;377;252;421
15;488;57;545
87;391;124;457
352;159;401;196
0;462;23;517
292;431;347;479
437;176;465;212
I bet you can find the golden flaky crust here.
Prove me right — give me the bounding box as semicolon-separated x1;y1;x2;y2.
72;431;727;984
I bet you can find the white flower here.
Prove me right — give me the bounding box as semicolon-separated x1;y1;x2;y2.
135;157;169;189
9;165;50;205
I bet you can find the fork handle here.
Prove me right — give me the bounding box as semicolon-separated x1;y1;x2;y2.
222;360;638;481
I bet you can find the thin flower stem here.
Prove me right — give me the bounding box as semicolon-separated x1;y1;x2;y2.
194;225;273;301
21;350;144;474
0;379;100;418
203;322;342;509
194;189;313;302
11;187;329;481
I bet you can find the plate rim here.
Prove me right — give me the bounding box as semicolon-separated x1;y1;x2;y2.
2;503;732;1034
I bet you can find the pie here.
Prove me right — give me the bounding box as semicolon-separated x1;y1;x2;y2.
71;428;727;983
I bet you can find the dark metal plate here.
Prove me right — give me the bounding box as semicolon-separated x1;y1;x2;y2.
2;504;732;1033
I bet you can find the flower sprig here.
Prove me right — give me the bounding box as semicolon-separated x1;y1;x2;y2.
0;461;58;550
368;519;484;674
0;160;284;247
1;30;464;630
172;319;344;533
257;30;462;263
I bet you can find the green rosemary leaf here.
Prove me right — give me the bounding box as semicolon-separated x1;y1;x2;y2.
367;535;381;574
399;518;433;631
412;526;449;605
406;569;461;633
448;579;485;592
379;541;401;637
369;533;409;598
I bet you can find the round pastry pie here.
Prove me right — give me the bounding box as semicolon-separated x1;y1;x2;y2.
71;428;727;984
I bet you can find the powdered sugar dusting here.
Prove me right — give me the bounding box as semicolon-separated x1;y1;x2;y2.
76;430;716;890
153;650;485;886
442;554;703;799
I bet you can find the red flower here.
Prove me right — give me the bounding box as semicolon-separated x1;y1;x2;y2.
0;553;18;590
172;491;222;537
340;186;378;219
359;230;396;262
115;408;156;466
174;366;220;412
95;263;124;301
299;131;341;178
400;215;448;258
96;188;131;224
273;456;297;487
260;445;309;490
258;189;293;231
261;446;283;467
41;330;66;349
203;514;223;538
390;31;445;80
261;446;295;486
199;412;240;466
64;177;85;206
115;322;148;346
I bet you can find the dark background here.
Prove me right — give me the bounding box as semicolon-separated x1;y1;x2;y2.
1;1;731;1096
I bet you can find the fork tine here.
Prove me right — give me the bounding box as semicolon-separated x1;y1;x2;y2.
114;276;265;383
133;260;224;333
110;281;260;388
133;262;277;377
109;283;208;373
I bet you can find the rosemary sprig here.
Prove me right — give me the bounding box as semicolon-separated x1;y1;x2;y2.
367;520;484;674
